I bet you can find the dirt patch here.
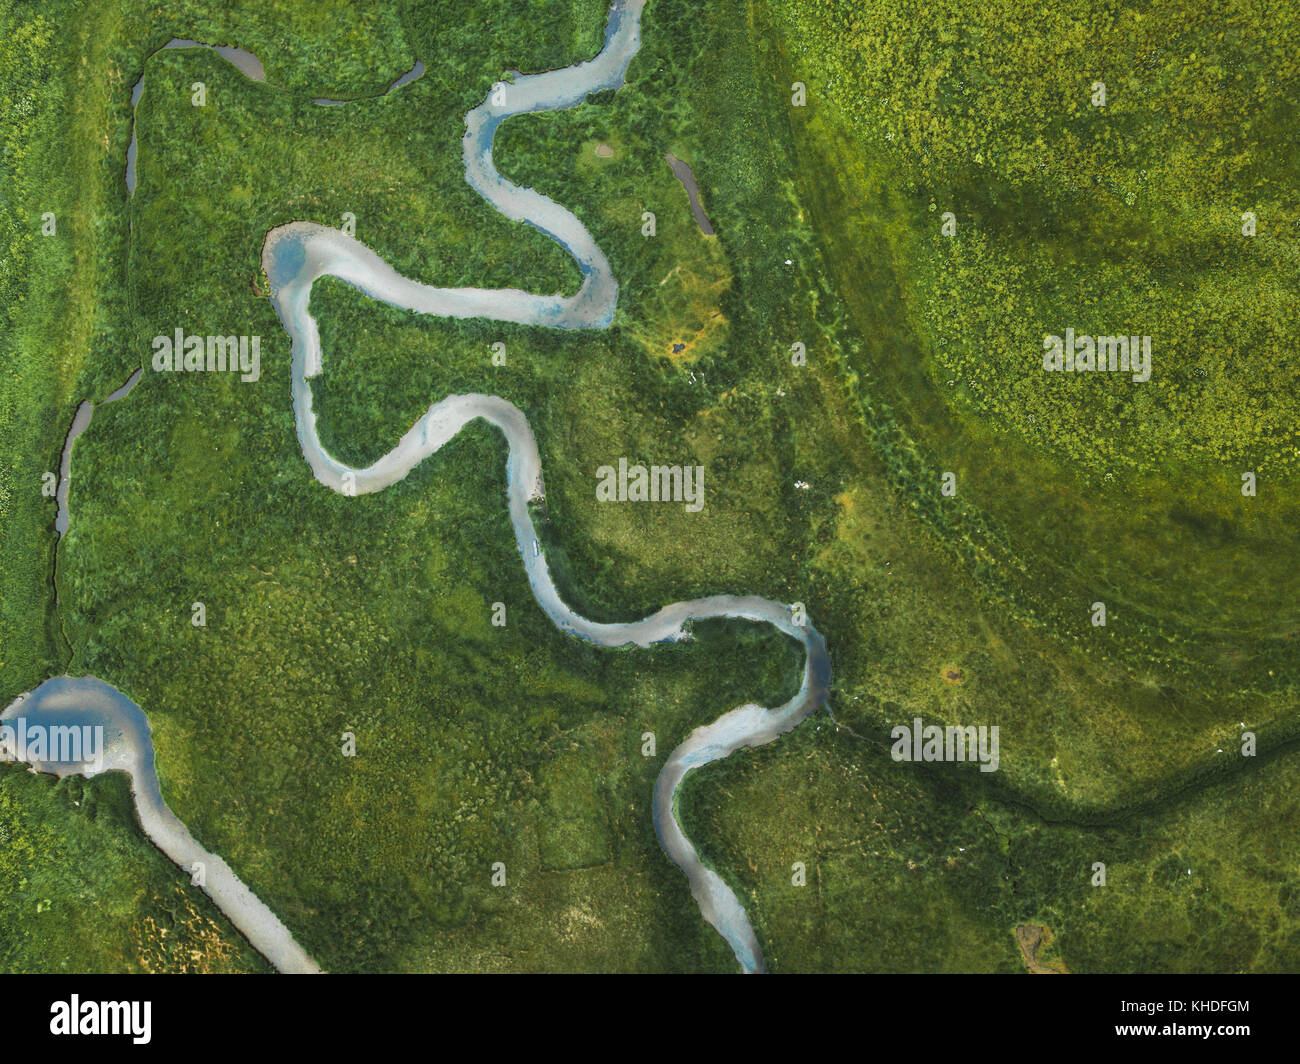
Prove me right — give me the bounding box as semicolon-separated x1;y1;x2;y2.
1014;923;1069;973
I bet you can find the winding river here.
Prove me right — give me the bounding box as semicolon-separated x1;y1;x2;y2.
16;0;829;974
263;0;830;974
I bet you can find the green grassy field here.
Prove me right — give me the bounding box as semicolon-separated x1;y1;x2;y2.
3;0;1299;972
0;768;267;973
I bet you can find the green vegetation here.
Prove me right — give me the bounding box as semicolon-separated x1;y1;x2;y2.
0;1;107;694
0;766;267;972
682;716;1300;973
763;0;1300;693
3;0;1299;973
53;0;791;972
773;0;1300;475
0;0;434;972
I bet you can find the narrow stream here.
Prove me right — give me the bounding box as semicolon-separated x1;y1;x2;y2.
54;368;141;538
126;43;424;193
